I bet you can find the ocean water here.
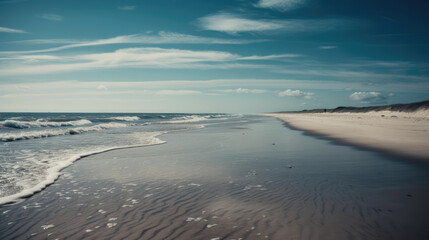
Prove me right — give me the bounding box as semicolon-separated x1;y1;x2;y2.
0;112;239;205
1;115;428;239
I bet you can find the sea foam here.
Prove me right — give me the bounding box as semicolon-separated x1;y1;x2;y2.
107;116;140;121
161;115;211;124
0;131;166;205
0;122;127;142
2;119;92;129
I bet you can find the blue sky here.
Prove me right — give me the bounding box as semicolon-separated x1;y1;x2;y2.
0;0;428;113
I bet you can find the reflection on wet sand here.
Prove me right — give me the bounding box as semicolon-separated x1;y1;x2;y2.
1;117;428;240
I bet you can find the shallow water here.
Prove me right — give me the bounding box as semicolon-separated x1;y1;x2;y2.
0;112;235;205
0;116;428;239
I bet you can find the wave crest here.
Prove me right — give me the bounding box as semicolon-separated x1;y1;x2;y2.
2;119;92;129
108;116;140;121
1;122;127;142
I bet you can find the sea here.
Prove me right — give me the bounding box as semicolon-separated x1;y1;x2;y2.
0;112;240;205
1;113;429;239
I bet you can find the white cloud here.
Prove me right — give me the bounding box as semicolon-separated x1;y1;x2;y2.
39;14;62;21
0;47;298;75
97;85;108;90
78;47;237;65
0;26;26;33
239;54;301;60
0;47;236;75
11;39;86;45
1;80;427;102
221;88;268;94
0;32;257;55
199;13;283;33
278;89;314;99
0;55;60;62
349;91;387;103
255;0;305;11
118;6;136;10
236;88;250;93
155;90;201;95
198;13;346;34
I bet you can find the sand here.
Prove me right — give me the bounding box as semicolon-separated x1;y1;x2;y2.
1;116;429;240
265;110;429;162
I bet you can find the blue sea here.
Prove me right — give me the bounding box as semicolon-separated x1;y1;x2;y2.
0;112;239;205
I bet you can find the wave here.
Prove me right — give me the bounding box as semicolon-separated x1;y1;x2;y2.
0;131;166;206
0;122;127;142
159;115;212;124
107;116;140;121
2;119;92;129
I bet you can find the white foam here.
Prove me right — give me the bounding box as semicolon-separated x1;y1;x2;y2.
41;224;55;230
2;119;91;129
107;116;140;121
186;217;202;222
160;115;211;124
106;222;117;228
188;183;201;187
0;131;166;205
243;185;264;191
0;122;127;142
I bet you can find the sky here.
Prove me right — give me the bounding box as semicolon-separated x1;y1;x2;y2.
0;0;428;113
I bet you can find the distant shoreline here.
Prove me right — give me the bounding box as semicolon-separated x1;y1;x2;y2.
277;100;429;114
265;100;429;164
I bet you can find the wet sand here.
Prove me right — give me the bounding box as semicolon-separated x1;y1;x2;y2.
265;111;429;162
1;116;429;240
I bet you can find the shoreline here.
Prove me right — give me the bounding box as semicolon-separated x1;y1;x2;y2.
265;110;429;164
1;116;429;239
0;133;166;206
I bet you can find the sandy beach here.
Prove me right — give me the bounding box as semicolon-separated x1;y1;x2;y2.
266;110;429;162
1;116;429;240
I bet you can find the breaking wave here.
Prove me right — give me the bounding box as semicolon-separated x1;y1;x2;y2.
0;131;166;205
2;119;92;129
1;122;127;142
107;116;140;121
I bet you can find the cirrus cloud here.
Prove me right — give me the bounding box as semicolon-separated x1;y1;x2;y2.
0;31;259;55
199;13;284;34
198;13;348;34
255;0;305;12
0;26;26;33
39;14;62;21
221;88;268;94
